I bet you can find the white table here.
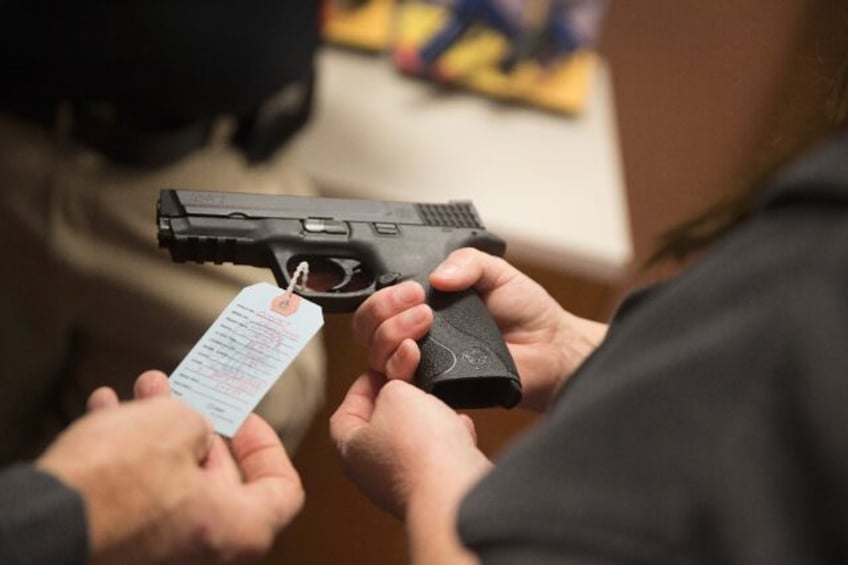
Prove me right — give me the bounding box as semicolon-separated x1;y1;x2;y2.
291;48;632;281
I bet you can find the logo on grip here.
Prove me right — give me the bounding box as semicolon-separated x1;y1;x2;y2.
461;347;490;370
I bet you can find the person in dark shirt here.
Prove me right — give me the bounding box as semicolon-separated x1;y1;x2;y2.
0;370;304;565
0;1;326;463
329;10;848;565
333;131;848;564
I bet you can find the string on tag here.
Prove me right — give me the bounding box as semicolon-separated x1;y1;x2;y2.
281;261;310;307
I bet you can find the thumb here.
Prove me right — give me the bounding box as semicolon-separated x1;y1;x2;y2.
330;371;385;447
430;247;513;295
87;387;119;412
133;370;171;399
233;413;304;528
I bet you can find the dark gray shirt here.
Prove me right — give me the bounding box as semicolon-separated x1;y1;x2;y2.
0;464;87;565
459;131;848;564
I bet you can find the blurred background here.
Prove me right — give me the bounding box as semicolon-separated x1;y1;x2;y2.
262;0;845;563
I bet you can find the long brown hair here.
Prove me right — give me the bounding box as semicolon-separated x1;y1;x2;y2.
646;5;848;267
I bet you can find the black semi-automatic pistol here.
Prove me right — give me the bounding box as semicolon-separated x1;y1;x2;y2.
156;189;522;409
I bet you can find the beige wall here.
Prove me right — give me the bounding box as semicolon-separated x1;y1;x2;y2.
603;1;847;279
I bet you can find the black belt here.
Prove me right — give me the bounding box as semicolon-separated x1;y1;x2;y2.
0;73;314;169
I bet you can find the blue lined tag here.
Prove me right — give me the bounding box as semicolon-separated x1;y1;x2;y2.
170;282;324;437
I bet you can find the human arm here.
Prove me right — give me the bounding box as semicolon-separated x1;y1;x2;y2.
0;464;87;565
353;247;607;410
334;249;607;563
331;373;490;565
36;370;303;565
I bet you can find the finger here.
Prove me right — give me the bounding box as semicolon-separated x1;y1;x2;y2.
86;387;119;411
329;371;385;447
352;281;426;347
203;434;243;484
376;377;433;408
429;247;517;294
231;414;298;483
367;304;432;373
133;370;171;399
231;413;305;527
385;338;421;381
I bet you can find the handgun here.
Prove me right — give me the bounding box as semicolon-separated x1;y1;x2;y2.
156;189;522;409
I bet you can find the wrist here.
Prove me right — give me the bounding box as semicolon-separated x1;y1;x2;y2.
36;456;116;560
555;313;607;381
405;451;491;564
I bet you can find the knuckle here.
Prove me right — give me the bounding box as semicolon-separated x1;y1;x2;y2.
372;317;394;344
281;474;306;513
380;378;409;400
374;291;401;321
371;321;396;354
352;294;375;321
368;346;388;373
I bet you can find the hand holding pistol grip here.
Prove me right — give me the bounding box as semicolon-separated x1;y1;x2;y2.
156;188;523;409
417;287;522;409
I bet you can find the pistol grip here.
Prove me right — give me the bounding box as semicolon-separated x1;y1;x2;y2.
416;289;522;409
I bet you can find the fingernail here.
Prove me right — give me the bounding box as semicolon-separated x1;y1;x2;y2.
433;262;459;279
404;304;429;324
395;281;421;306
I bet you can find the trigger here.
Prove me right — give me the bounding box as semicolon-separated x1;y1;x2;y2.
330;257;371;292
329;258;364;291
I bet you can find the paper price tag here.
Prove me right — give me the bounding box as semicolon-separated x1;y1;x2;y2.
170;282;324;437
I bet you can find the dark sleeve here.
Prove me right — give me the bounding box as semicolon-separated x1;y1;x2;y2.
0;464;88;565
783;275;848;558
457;216;848;564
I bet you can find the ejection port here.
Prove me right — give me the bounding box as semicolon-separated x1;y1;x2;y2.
303;218;349;234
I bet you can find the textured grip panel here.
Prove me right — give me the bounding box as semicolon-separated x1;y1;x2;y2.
416;289;522;409
415;203;484;228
